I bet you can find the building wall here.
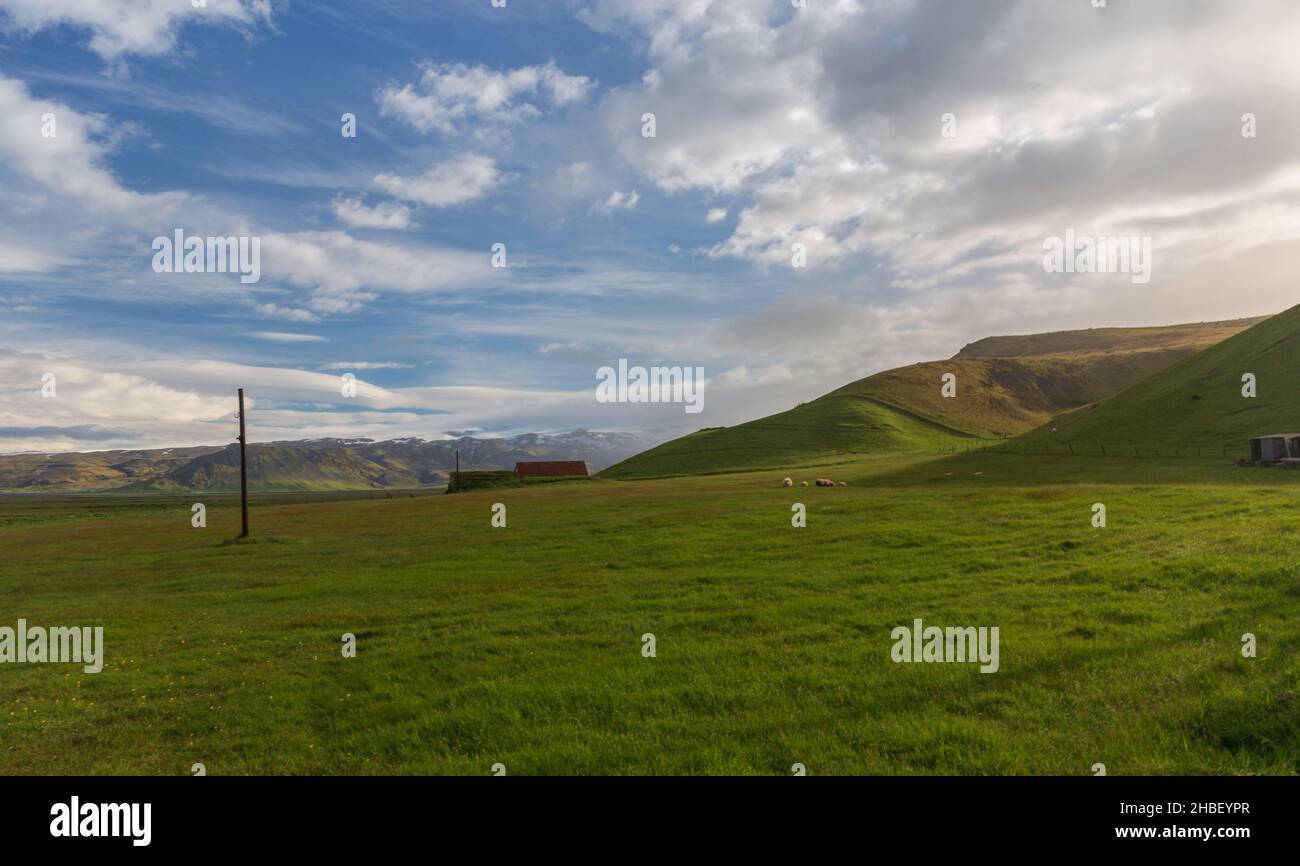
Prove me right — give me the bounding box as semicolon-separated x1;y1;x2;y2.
1260;438;1288;461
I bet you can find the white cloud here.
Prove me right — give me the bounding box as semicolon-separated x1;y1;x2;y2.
591;0;1300;288
705;208;727;224
0;347;233;451
261;230;492;314
331;196;413;230
602;189;640;210
0;76;182;215
322;361;414;371
597;0;825;194
378;60;593;134
0;0;271;60
0;349;669;452
253;303;319;323
0;241;63;273
0;76;495;322
250;332;326;343
373;154;501;207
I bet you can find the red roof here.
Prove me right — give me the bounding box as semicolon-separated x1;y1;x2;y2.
514;460;589;479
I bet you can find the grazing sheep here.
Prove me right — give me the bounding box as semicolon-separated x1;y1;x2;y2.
782;477;793;487
839;482;847;487
800;480;809;487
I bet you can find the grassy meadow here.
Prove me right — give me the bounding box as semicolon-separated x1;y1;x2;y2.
2;451;1298;775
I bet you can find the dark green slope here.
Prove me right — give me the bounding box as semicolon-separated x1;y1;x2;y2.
1019;304;1300;454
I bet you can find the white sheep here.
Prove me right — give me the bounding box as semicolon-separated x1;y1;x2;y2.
782;477;793;488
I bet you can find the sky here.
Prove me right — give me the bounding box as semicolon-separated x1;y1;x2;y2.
2;0;1300;453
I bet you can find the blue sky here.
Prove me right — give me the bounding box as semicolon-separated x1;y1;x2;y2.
3;0;1300;452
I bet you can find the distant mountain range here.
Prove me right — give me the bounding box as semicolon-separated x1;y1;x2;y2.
0;430;658;493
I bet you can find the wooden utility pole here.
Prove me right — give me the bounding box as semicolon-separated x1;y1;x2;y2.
454;449;460;492
237;388;249;538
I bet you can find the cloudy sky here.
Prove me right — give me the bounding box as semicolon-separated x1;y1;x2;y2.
3;0;1300;453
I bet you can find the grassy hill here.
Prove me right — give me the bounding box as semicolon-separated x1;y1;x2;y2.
1019;304;1300;455
824;350;1206;439
604;317;1262;479
600;398;972;479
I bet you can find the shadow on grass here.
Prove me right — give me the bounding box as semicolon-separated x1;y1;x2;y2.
215;536;290;547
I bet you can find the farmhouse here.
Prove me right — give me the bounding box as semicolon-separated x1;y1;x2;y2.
514;460;589;480
1249;433;1300;463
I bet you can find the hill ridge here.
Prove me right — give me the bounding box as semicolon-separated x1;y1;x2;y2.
602;315;1268;479
1017;304;1300;454
955;316;1266;359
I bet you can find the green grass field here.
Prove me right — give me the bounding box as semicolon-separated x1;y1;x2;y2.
2;451;1297;775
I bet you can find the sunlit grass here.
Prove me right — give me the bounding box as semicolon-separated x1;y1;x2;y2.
1;452;1297;775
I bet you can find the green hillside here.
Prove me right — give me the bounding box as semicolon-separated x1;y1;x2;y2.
825;350;1202;439
604;317;1261;479
600;397;971;479
1019;304;1300;455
